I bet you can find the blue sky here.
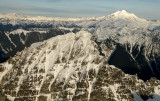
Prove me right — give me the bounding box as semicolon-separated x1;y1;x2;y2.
0;0;159;19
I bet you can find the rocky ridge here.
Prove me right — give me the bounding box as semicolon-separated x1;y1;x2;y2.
0;31;160;101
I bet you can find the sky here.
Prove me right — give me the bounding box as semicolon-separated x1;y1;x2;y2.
0;0;159;19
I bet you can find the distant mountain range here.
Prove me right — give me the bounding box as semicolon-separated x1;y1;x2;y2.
0;10;160;101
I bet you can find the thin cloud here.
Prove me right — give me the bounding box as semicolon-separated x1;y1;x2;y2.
0;0;159;19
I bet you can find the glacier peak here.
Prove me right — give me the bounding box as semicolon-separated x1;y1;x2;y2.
107;10;143;21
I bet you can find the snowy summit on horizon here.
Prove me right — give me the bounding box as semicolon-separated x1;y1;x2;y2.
0;10;151;21
107;10;145;20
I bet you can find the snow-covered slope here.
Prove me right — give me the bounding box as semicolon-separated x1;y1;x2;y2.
0;28;70;63
0;10;160;80
0;31;160;101
0;10;159;28
75;10;159;29
0;13;103;22
107;10;145;21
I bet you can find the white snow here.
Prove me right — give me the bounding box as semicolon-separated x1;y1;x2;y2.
10;29;31;35
0;13;103;22
0;63;13;83
107;10;146;21
0;44;8;54
6;95;15;101
29;41;46;50
5;32;17;47
9;29;48;36
59;27;74;31
1;10;159;29
0;10;160;101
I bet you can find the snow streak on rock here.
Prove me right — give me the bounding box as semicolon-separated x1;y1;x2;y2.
0;31;160;101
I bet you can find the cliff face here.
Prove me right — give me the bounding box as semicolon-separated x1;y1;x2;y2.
94;27;160;81
0;29;70;63
1;11;160;82
0;31;159;101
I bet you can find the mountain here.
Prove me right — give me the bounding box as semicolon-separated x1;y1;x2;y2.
106;10;145;21
0;28;70;63
0;13;102;22
0;10;160;81
0;31;160;101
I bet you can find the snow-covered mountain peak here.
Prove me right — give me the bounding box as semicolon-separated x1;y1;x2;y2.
0;13;28;20
107;10;144;21
0;10;145;22
0;13;101;22
112;10;137;18
113;10;132;16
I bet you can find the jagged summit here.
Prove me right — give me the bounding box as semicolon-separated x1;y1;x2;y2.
0;30;160;101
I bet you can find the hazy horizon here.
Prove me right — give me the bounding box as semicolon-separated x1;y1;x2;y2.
0;0;159;20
